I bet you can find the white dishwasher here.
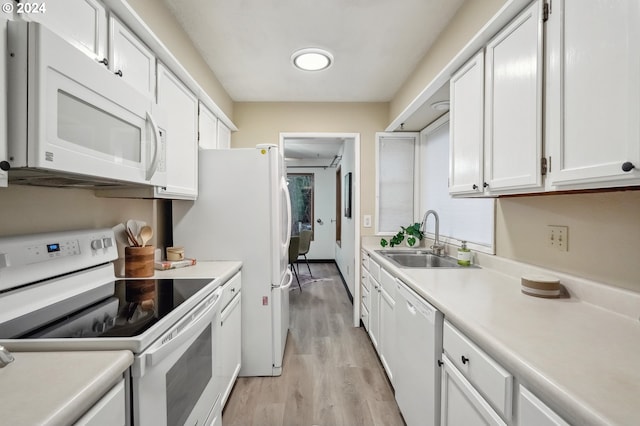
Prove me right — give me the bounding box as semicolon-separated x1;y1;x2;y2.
394;278;443;426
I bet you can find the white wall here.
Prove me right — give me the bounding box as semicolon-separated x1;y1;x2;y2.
335;138;357;296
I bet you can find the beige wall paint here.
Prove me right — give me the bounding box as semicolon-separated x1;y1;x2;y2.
0;185;164;258
496;191;640;292
390;0;507;122
232;102;388;236
127;0;233;119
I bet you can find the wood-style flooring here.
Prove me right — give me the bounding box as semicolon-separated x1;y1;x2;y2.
222;262;405;426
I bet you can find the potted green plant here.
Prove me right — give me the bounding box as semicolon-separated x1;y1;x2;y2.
380;222;424;248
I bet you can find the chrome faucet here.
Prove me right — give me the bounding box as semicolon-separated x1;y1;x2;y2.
422;210;445;256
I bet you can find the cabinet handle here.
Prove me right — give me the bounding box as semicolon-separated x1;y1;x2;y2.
472;184;478;190
437;360;443;367
115;70;123;77
622;162;636;172
483;182;489;188
98;57;109;67
231;288;236;293
461;355;469;364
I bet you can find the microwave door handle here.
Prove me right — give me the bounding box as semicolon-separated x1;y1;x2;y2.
145;112;161;181
145;291;221;367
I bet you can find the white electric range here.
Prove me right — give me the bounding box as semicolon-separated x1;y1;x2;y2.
0;228;223;426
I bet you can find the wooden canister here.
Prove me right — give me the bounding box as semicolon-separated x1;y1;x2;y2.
125;246;155;277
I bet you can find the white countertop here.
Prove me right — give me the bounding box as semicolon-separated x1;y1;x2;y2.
362;241;640;426
0;350;133;425
150;260;242;281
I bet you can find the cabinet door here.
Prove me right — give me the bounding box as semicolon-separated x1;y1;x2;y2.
19;0;107;63
546;0;640;187
199;103;218;150
73;379;126;426
449;51;485;195
379;284;395;383
369;276;380;349
519;386;569;426
216;120;231;149
484;0;544;193
109;15;156;99
219;292;241;408
157;63;199;199
0;16;8;187
440;355;507;426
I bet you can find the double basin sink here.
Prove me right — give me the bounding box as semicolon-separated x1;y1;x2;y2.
376;249;478;269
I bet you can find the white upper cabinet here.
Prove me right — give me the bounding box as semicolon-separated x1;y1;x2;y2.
18;0;107;63
546;0;640;188
449;50;485;195
217;121;232;149
450;1;543;196
109;14;156;100
198;102;218;150
157;63;199;199
484;0;544;193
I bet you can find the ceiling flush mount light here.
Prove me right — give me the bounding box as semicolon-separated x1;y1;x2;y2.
431;100;450;111
291;48;333;71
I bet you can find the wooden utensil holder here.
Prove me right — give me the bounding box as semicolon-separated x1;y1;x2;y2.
125;246;155;277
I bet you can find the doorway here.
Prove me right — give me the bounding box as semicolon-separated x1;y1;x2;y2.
280;133;361;327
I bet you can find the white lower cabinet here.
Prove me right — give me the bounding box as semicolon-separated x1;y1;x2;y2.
216;274;242;409
518;386;569;426
73;379;126;426
368;264;381;349
378;268;396;382
441;321;513;425
441;354;506;426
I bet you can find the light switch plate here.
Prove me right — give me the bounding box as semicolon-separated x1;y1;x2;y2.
547;225;568;251
363;215;372;228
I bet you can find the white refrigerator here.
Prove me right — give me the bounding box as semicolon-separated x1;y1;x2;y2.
172;145;293;377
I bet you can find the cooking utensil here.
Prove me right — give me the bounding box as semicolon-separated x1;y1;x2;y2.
139;226;153;247
126;227;140;247
126;219;146;246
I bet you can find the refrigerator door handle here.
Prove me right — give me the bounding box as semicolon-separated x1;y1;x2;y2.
281;177;292;249
272;268;293;290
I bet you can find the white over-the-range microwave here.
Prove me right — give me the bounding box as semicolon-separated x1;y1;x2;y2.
6;21;166;188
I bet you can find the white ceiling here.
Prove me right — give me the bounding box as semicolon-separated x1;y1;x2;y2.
161;0;465;102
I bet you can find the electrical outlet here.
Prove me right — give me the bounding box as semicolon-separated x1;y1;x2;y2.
547;225;568;252
363;215;372;228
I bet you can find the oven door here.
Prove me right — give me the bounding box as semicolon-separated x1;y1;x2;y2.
8;21;166;186
132;288;222;426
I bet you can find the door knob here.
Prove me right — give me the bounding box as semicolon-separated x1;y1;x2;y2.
316;218;324;225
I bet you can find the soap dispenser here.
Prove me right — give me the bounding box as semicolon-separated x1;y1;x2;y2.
457;241;471;266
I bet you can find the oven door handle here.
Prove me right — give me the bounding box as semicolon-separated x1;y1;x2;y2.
145;290;221;367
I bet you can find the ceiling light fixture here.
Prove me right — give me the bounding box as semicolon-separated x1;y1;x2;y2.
291;48;333;71
431;100;450;111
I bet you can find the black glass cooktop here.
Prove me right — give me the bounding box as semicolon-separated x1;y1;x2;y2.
10;278;215;339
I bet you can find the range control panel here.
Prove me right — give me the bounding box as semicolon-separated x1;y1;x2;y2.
0;228;118;292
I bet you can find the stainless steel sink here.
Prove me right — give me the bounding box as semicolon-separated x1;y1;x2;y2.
376;249;478;269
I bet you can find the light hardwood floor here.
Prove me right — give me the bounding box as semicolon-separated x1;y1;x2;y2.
222;263;405;426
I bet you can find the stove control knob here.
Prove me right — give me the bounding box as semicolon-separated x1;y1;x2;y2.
91;239;104;250
102;237;113;248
